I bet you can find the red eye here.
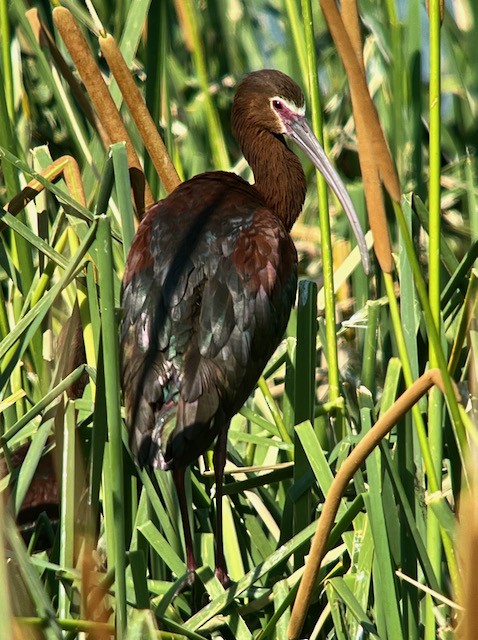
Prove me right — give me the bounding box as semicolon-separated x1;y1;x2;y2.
273;100;283;110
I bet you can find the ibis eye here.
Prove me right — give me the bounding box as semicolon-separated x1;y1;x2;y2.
273;100;283;110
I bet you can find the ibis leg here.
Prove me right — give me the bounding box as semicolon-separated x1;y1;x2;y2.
213;426;231;587
172;467;197;583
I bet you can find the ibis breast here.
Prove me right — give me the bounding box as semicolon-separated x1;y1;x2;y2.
120;171;297;469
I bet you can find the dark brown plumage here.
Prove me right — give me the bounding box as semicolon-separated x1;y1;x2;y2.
120;69;369;586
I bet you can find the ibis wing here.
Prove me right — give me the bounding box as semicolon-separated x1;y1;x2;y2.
120;173;297;469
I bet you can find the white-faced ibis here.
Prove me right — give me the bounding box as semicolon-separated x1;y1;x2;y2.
120;69;369;587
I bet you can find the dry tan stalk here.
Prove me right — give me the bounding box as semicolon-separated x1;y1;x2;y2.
52;7;153;217
173;0;194;52
352;130;393;272
340;0;393;273
319;0;401;204
99;34;181;194
342;0;364;73
457;481;478;639
287;369;457;639
4;156;86;222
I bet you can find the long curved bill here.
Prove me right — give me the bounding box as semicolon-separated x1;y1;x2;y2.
288;117;370;275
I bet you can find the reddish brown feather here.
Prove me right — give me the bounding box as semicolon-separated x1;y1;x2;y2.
122;207;155;285
232;209;295;295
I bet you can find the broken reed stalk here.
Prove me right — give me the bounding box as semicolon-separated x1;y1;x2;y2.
340;0;393;273
287;369;456;640
4;156;86;221
99;34;181;194
52;7;153;218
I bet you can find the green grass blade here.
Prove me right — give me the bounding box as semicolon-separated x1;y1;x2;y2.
96;215;127;635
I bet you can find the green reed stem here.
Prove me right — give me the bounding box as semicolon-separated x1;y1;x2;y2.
301;0;342;437
58;402;75;620
0;0;13;119
293;280;317;568
393;202;465;455
96;216;127;636
284;0;308;82
387;215;460;600
426;1;444;635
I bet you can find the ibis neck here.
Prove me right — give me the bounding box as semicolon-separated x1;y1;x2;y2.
242;130;307;231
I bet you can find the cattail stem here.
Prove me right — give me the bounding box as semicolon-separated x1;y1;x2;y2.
53;7;153;217
99;34;181;194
